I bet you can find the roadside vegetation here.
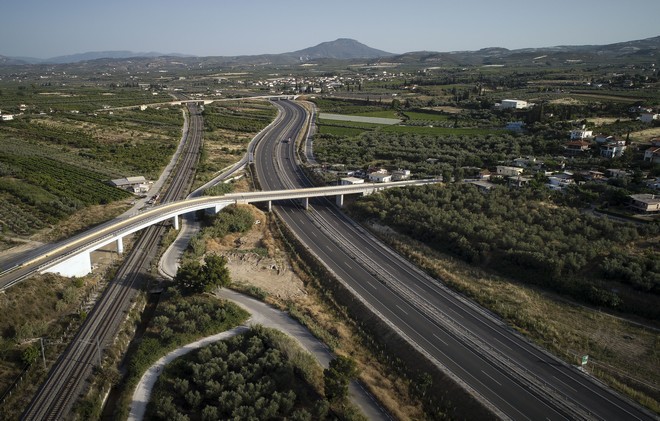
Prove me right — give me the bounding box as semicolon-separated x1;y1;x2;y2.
350;183;659;318
146;326;363;421
100;285;249;420
0;273;110;419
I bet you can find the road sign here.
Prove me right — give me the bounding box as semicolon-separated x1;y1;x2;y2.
581;355;589;366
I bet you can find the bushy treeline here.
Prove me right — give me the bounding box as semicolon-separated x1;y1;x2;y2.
202;204;255;239
147;327;340;421
314;130;561;177
350;184;660;318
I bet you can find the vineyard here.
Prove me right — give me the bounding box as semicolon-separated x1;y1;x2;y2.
0;106;182;238
0;151;131;236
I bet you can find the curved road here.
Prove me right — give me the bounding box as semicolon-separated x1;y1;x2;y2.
254;100;656;421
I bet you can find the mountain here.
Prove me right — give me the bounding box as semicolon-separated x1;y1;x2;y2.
1;36;658;68
289;38;393;60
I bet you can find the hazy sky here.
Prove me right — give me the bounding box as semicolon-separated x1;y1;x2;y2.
2;0;659;58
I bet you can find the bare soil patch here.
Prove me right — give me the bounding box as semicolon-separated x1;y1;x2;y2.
204;206;306;301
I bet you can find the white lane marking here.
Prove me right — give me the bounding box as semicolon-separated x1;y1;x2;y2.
553;376;577;392
432;333;448;346
395;305;408;315
366;282;377;290
481;370;503;387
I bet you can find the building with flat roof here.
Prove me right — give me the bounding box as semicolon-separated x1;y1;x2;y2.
500;99;528;109
629;194;660;213
340;177;365;185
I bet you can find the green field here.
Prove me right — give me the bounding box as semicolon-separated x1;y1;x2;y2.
403;111;450;122
382;125;499;135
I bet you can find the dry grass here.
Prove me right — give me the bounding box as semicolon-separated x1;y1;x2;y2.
630;127;660;142
37;199;132;243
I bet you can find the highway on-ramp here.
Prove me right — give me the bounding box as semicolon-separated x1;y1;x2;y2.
254;100;657;421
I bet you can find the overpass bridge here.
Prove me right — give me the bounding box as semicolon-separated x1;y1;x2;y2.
1;180;438;285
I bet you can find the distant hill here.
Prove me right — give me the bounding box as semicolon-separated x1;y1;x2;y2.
289;38;393;60
0;55;31;65
0;50;193;65
1;36;658;67
42;50;194;64
389;35;660;66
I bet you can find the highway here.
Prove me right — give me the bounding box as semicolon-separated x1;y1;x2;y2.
254;100;657;420
21;103;204;421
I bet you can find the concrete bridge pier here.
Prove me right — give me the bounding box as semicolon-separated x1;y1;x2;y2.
302;197;309;210
42;251;92;278
173;215;179;230
267;201;272;212
336;194;344;207
117;237;124;254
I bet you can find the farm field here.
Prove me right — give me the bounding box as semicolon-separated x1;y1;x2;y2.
0;105;183;240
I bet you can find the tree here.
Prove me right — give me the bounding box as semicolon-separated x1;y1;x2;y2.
323;355;359;402
202;254;231;290
175;260;204;295
175;254;231;295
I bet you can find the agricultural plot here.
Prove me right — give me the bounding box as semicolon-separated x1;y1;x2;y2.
195;101;276;188
318;113;401;125
0;107;182;238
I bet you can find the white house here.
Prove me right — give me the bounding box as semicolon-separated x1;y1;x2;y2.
391;169;411;181
629;194;660;213
500;99;528;109
570;128;593;140
547;174;575;191
368;172;392;183
496;166;524;177
340;177;365;185
600;139;627;159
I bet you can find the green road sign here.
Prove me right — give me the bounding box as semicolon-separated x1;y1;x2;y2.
581;355;589;366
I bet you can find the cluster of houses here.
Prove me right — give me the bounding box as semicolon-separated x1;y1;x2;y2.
462;153;660;213
319;167;412;185
565;129;629;159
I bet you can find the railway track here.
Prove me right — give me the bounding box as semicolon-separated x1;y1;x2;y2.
21;104;203;420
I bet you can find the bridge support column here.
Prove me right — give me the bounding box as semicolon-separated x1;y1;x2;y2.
173;215;179;230
302;197;309;210
267;201;272;212
42;251;92;278
117;237;124;255
336;194;344;207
